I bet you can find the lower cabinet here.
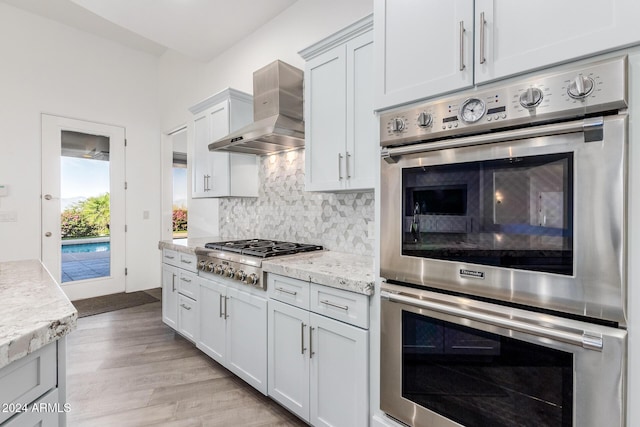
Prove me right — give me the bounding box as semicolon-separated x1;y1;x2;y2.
268;299;369;426
162;263;178;330
162;250;199;341
198;276;268;395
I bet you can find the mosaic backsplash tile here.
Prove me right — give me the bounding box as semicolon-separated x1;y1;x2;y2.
219;149;374;256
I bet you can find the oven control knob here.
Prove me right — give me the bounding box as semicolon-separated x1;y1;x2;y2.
390;118;405;132
215;264;225;275
519;87;543;109
416;112;433;128
226;267;236;278
248;273;259;286
235;270;247;281
567;74;594;99
206;262;215;272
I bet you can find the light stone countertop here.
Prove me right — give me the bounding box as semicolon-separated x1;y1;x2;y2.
262;251;375;296
0;260;77;369
158;236;223;254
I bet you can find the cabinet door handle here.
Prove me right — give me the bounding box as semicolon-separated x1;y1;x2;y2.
338;153;343;180
276;286;297;296
345;152;351;179
219;294;224;318
459;20;466;71
301;322;307;354
172;273;176;292
181;259;192;265
479;12;487;65
180;277;192;283
180;303;192;310
320;299;349;311
224;296;229;319
165;255;175;260
309;326;315;359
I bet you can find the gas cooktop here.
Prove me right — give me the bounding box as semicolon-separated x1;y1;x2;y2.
204;239;323;259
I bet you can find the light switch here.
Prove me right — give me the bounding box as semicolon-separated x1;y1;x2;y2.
0;185;7;197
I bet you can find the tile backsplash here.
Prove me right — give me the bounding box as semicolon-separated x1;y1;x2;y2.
219;149;374;256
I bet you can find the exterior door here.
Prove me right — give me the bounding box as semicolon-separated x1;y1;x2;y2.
41;114;126;300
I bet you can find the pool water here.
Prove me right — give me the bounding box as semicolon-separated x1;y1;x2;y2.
61;242;110;253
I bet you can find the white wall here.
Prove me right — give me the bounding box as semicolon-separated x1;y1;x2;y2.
0;2;162;292
157;0;373;238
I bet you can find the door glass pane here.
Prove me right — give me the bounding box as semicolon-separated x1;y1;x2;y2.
60;131;111;283
402;311;573;426
402;152;573;275
172;151;188;239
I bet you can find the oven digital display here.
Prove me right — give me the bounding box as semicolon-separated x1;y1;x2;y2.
442;116;458;123
487;106;506;114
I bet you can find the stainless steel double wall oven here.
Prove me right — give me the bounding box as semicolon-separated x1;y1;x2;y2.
379;56;629;427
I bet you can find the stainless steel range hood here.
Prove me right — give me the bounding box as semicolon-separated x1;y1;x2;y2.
209;60;304;155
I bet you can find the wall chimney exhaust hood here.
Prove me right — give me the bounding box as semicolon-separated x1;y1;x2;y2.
208;60;304;155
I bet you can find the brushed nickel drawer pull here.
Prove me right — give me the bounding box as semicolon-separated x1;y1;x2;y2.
276;287;297;296
479;12;487;65
320;299;349;311
165;255;175;259
180;303;191;310
309;326;315;358
459;20;466;71
180;277;192;283
301;322;307;354
219;294;224;318
181;259;192;264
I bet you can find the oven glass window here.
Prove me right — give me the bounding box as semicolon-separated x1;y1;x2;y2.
402;311;573;426
402;152;573;275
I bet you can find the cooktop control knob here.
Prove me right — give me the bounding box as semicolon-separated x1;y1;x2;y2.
215;264;225;275
519;87;543;109
416;112;433;128
390;118;406;132
198;260;206;270
226;267;236;278
206;262;215;272
567;74;594;99
236;270;247;281
248;273;259;286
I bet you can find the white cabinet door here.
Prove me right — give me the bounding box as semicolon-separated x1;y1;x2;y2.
305;44;347;191
208;102;232;198
475;0;640;84
310;313;369;427
162;264;178;330
197;278;227;365
346;30;376;191
226;287;268;395
191;109;214;198
268;299;311;422
178;294;198;343
374;0;474;110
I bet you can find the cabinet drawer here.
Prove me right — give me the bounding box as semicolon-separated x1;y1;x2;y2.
162;249;179;267
178;252;197;272
310;284;369;329
178;294;198;343
178;270;198;300
0;342;57;424
268;274;310;310
3;388;59;427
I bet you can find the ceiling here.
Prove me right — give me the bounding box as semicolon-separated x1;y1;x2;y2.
1;0;298;62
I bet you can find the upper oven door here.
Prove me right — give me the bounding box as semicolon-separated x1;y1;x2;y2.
380;115;627;325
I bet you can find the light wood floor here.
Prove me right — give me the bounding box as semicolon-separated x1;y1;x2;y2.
67;301;307;426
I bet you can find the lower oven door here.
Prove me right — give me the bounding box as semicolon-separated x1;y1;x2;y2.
380;283;627;427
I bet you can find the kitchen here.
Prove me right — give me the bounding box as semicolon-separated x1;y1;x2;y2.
1;0;639;426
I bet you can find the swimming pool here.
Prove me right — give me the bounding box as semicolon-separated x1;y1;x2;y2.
61;242;110;253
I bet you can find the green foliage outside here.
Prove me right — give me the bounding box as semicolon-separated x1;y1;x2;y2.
61;193;110;239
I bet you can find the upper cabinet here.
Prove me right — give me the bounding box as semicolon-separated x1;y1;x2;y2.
375;0;640;111
189;89;258;198
300;15;376;192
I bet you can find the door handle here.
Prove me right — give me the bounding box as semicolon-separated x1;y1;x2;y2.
479;12;487;65
219;294;224;318
224;296;229;319
459;20;466;71
338;153;344;180
301;322;307;354
345;152;351;179
44;194;53;200
172;273;176;292
309;325;315;358
45;232;52;237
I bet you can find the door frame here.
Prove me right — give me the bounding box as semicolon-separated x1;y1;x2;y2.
41;114;126;300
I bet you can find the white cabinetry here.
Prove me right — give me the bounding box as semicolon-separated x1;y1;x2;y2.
197;275;268;394
162;249;198;341
268;274;369;426
300;15;376;192
189;89;258;198
375;0;640;110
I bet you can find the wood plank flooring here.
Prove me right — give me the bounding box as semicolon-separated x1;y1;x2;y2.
67;300;307;426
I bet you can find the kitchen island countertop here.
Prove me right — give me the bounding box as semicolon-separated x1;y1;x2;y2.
158;236;223;254
262;251;375;296
0;260;77;369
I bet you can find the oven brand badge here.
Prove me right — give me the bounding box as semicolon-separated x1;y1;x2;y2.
460;269;485;279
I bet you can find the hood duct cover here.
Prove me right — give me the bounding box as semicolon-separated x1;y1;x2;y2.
209;60;304;155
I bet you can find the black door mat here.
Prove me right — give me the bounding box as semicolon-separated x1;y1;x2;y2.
74;290;160;318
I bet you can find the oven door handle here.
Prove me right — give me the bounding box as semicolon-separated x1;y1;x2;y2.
382;290;604;351
382;117;604;162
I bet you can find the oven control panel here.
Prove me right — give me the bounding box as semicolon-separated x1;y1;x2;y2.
380;56;627;147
